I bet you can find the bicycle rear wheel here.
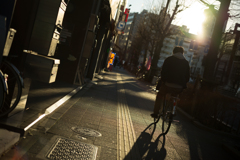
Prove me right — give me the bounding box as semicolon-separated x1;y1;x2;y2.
0;61;22;117
162;99;173;134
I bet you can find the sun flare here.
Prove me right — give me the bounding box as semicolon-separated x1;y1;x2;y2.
187;9;206;35
175;4;206;35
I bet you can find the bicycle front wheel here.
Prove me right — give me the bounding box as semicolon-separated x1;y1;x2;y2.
0;61;22;117
162;100;173;134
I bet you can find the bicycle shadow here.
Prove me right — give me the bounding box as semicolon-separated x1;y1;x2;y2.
124;122;167;160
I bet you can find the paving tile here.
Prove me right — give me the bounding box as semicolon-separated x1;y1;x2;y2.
94;138;117;149
47;127;73;138
98;146;117;160
57;115;80;125
78;123;99;131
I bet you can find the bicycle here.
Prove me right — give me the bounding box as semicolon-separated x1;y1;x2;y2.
136;68;147;80
153;93;179;134
0;58;23;118
0;23;23;117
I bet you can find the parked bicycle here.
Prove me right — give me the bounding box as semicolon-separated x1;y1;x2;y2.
0;58;23;117
153;93;179;134
136;67;147;80
0;24;23;117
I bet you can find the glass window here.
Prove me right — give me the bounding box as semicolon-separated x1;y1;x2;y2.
175;37;179;45
126;21;132;25
128;15;134;19
179;38;184;46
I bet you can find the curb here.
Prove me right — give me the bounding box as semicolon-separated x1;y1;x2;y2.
0;75;101;157
176;107;195;121
23;71;105;133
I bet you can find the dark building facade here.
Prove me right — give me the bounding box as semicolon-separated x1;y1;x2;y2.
4;0;114;85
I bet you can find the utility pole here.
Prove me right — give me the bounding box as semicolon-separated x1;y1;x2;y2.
203;0;231;82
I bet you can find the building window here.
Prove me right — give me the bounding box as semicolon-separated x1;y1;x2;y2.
126;21;132;25
175;37;184;46
128;15;134;19
189;40;198;50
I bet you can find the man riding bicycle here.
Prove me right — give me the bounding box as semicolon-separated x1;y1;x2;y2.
151;46;190;118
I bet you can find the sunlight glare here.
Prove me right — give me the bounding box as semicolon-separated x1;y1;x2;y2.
188;9;206;35
175;3;206;35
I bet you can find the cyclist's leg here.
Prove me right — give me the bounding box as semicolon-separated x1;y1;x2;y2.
153;92;164;115
151;84;168;118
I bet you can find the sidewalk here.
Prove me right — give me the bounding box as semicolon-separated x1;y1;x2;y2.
0;68;239;160
0;80;80;155
0;70;120;160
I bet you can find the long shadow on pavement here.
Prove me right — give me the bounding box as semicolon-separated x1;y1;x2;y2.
124;123;167;160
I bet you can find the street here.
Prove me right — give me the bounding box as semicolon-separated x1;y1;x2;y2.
1;68;238;160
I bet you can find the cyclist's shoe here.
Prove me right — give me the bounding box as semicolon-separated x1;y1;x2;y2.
150;113;159;119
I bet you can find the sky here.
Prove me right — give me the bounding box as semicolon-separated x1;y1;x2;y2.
126;0;232;35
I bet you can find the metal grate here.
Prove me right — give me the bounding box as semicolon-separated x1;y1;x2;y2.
46;137;98;160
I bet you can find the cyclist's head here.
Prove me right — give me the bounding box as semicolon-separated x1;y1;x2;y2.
173;46;184;54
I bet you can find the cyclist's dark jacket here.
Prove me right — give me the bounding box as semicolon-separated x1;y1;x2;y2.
161;53;190;88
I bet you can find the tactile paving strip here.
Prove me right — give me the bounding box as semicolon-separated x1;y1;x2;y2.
46;137;98;160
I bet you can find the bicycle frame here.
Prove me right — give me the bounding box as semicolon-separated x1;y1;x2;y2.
171;96;179;115
0;70;7;92
3;60;24;88
152;93;180;135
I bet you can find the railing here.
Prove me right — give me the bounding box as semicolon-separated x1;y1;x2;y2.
179;82;240;135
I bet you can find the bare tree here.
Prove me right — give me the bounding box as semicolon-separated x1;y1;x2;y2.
199;0;240;28
128;33;145;67
198;0;240;80
228;0;240;19
140;0;190;81
128;0;191;80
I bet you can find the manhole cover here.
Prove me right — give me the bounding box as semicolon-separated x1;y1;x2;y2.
46;137;98;160
75;134;87;140
71;127;102;137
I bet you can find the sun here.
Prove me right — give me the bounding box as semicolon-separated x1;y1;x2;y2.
186;7;206;35
175;3;206;35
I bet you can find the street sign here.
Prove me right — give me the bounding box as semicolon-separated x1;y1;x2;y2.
116;21;126;31
108;52;116;65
